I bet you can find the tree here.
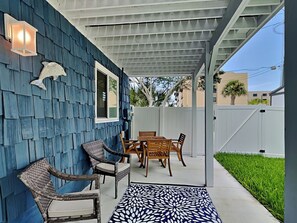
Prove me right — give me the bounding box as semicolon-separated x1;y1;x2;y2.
248;98;269;105
130;76;191;107
222;80;247;105
197;71;224;91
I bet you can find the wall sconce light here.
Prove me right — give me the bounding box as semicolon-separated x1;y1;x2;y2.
4;14;38;56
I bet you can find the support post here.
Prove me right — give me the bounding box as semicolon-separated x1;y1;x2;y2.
284;2;297;222
205;42;214;187
191;73;198;157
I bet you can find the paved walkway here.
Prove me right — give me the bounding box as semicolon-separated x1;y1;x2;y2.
78;155;279;223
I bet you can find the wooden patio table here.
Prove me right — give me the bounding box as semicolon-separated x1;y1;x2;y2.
137;136;166;168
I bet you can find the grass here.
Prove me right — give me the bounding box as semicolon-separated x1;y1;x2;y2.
214;153;284;222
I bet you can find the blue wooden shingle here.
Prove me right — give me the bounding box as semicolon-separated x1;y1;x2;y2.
3;91;19;119
14;71;32;96
54;119;61;135
38;119;46;138
58;82;65;102
73;104;79;118
45;118;54;138
67;103;74;118
42;78;52;99
33;14;45;37
34;139;44;159
44;99;53;118
0;90;3;116
54;153;61;171
0;146;7;178
17;95;34;117
52;99;60;119
33;0;44;18
62;135;73;152
55;45;63;64
31;119;39;140
43;138;53;157
15;141;29;169
53;135;62;154
60;118;69;136
33;96;45;118
0;37;10;65
68;119;75;134
20;56;33;73
60;102;67;118
0;63;15;92
28;140;36;162
36;33;45;55
20;117;34;140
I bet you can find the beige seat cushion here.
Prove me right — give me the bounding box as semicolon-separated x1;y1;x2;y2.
96;162;130;174
48;190;99;218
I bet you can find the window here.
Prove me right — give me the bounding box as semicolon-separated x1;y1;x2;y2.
95;61;119;123
263;93;267;96
253;93;257;97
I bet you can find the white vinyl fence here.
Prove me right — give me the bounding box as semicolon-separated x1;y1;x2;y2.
132;105;284;157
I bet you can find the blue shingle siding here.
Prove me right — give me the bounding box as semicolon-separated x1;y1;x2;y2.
0;0;130;222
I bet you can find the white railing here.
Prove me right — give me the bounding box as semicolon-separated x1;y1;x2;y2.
131;105;284;157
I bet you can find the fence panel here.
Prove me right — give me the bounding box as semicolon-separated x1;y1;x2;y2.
262;107;284;157
132;106;284;157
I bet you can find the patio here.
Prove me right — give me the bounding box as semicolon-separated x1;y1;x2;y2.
1;0;296;222
96;155;278;222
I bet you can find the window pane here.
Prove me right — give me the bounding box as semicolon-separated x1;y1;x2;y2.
97;71;107;118
109;76;118;118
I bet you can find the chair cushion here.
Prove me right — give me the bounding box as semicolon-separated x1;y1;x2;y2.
96;162;130;174
48;190;99;218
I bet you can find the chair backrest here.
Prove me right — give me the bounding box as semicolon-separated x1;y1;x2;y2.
82;140;105;167
18;159;57;220
139;131;157;137
119;134;126;153
146;139;172;159
178;133;186;146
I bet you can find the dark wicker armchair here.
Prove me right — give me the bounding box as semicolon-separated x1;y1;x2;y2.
82;140;131;199
18;159;100;223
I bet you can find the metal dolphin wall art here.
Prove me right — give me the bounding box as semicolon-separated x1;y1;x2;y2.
30;62;66;90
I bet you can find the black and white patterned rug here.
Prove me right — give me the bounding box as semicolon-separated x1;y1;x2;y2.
109;183;222;223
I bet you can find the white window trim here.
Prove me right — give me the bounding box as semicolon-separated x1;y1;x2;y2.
95;61;119;123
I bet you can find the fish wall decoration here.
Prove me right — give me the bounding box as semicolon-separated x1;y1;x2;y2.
30;62;66;90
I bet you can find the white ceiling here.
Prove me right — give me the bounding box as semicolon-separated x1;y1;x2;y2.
48;0;283;77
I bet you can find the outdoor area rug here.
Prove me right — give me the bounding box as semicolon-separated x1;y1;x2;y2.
108;183;222;223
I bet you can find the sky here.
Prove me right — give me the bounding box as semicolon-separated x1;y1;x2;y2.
222;8;284;91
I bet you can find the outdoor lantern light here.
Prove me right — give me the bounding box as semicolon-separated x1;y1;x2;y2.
4;14;38;56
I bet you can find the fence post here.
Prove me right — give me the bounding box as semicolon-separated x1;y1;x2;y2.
159;106;165;136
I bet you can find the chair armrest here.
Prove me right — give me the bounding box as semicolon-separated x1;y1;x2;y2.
48;167;100;185
103;144;131;162
31;188;99;201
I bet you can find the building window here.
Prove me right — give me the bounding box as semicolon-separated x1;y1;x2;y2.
263;93;267;96
253;93;257;97
95;61;119;123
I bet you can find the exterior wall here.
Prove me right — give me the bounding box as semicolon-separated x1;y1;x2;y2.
179;72;248;107
248;91;271;104
271;94;284;107
0;1;130;222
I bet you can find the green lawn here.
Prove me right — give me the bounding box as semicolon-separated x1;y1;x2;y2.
214;153;284;222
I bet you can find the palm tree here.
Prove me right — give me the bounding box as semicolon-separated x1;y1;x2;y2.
222;80;247;105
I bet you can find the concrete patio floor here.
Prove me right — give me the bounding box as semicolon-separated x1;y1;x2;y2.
81;155;279;223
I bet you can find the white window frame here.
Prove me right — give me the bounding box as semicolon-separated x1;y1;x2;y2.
95;61;119;123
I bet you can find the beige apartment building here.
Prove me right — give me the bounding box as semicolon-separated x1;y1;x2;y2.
178;72;248;107
248;91;271;104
